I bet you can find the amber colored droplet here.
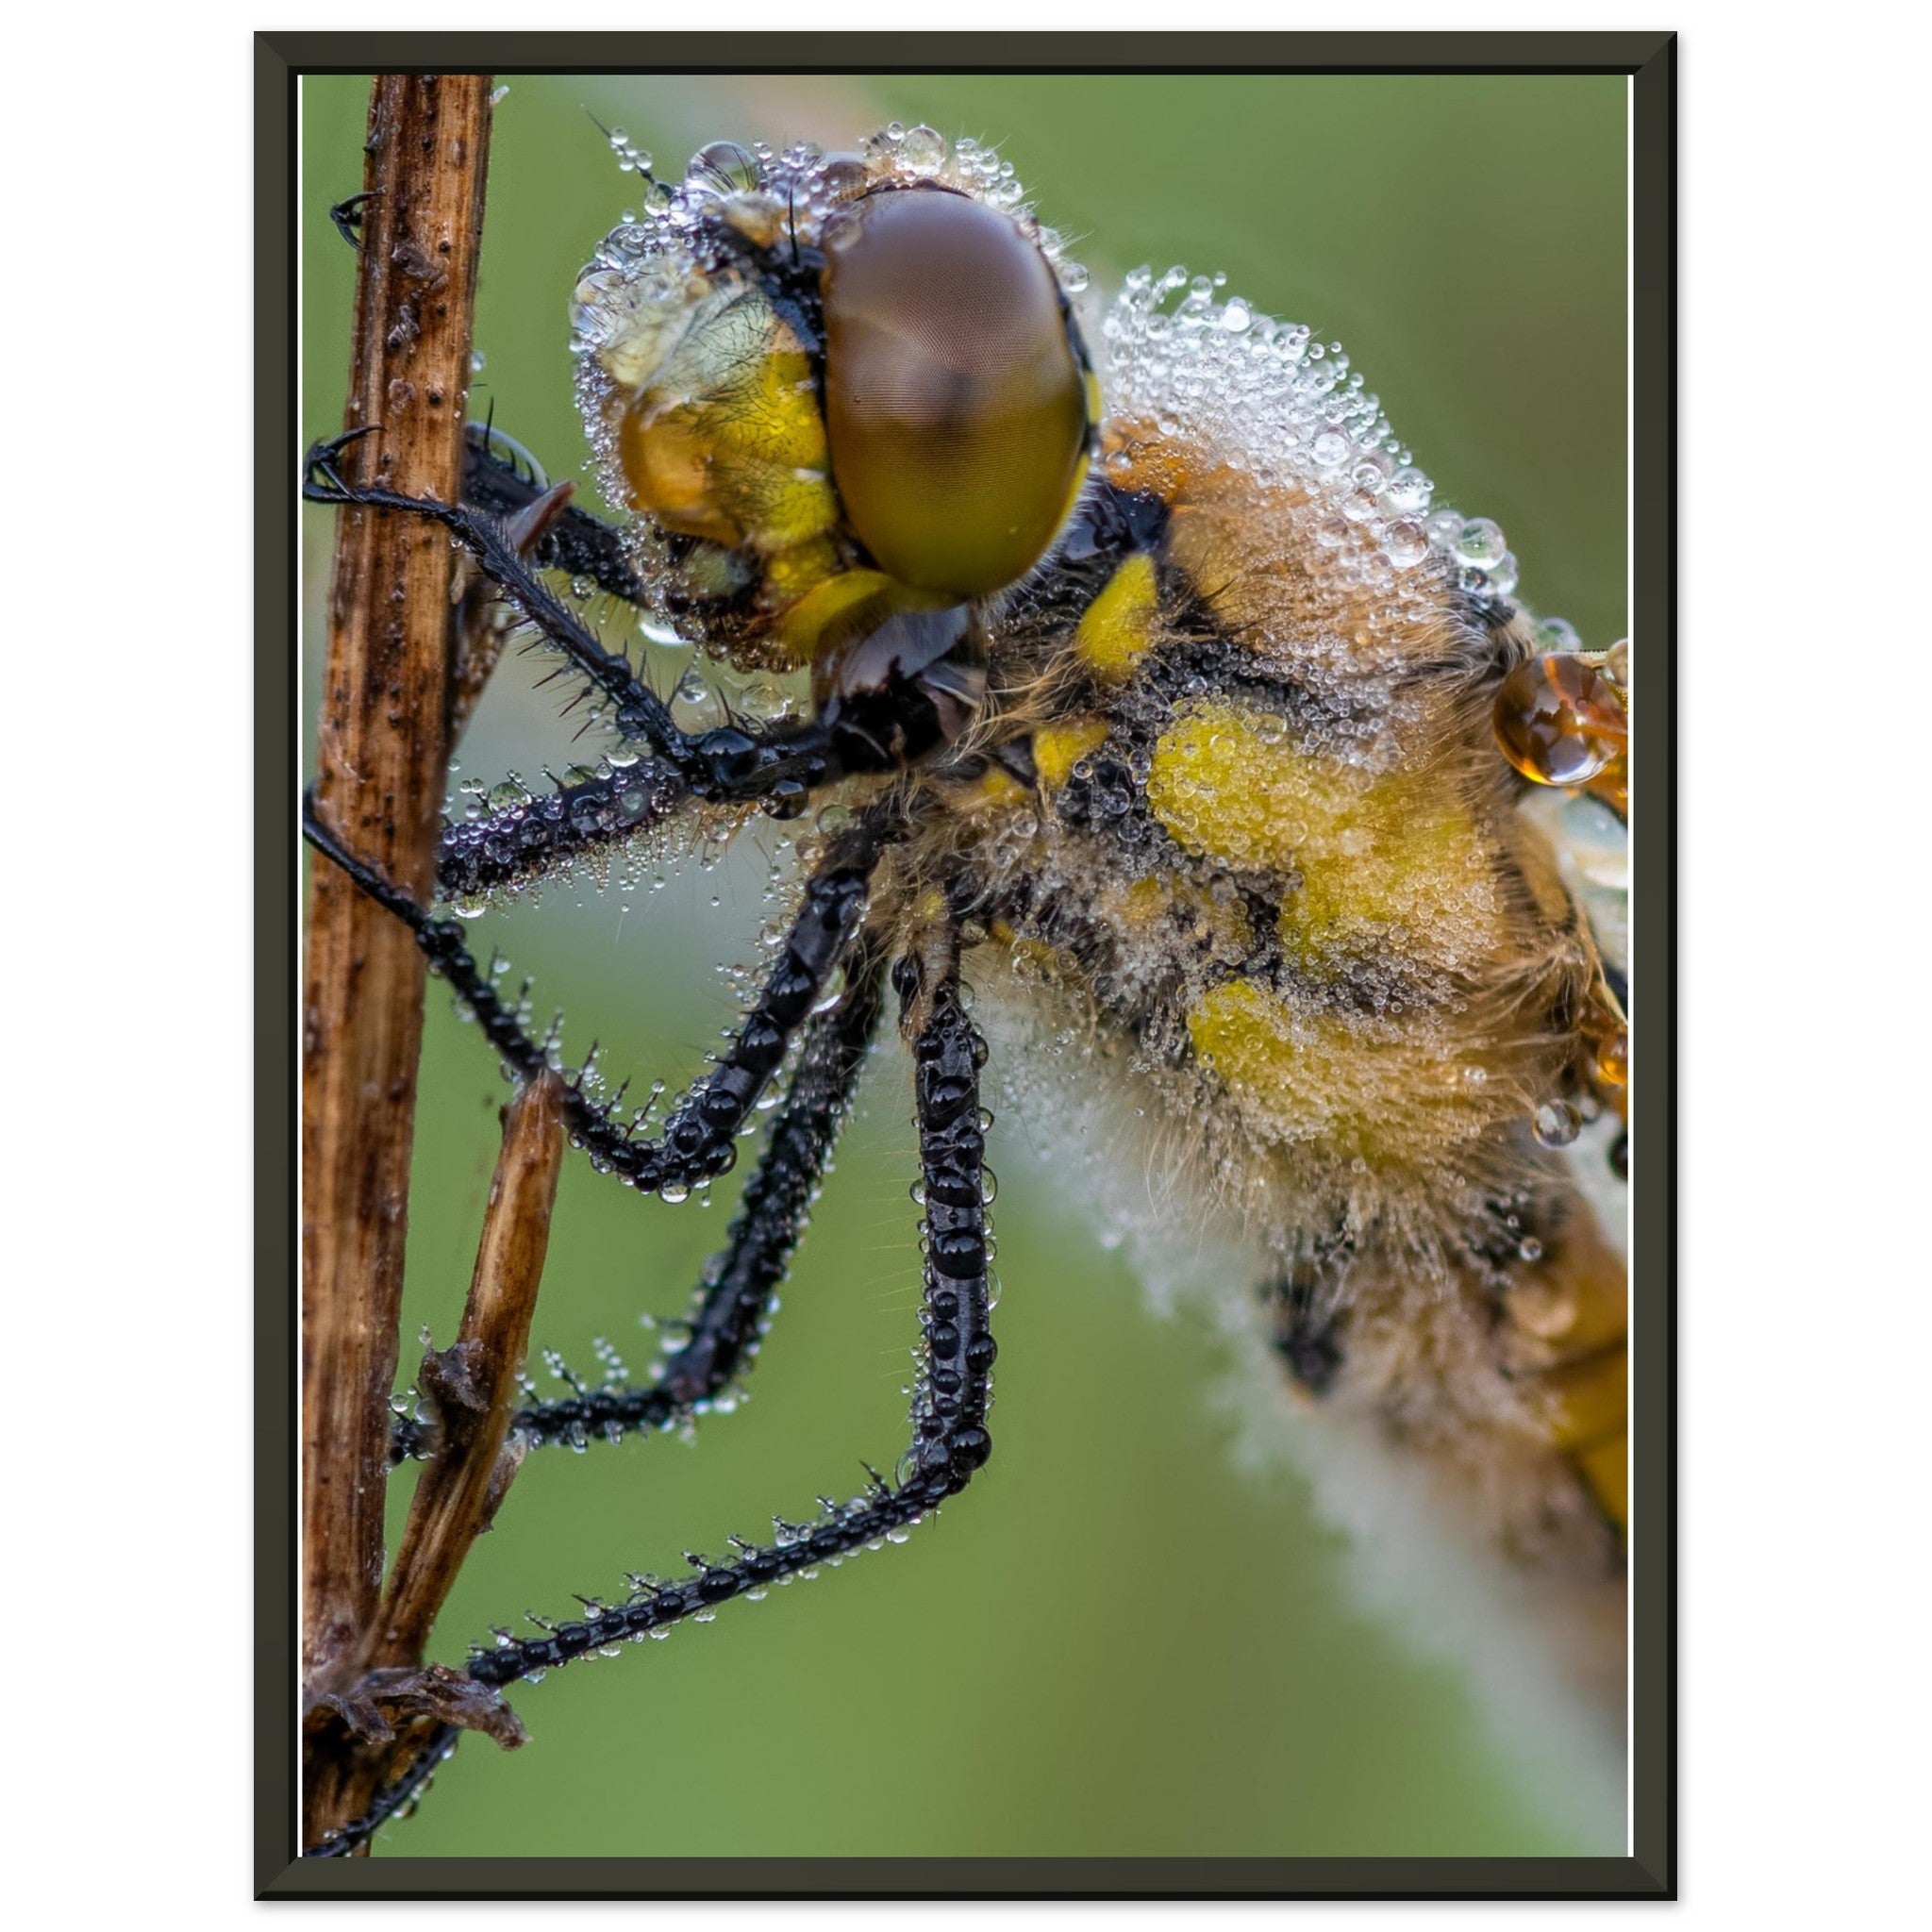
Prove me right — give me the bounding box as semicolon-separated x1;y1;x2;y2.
1493;653;1629;790
1594;1025;1629;1089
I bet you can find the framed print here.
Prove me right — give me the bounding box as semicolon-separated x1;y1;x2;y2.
260;31;1673;1899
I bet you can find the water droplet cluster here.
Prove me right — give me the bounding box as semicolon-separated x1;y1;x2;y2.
1098;265;1523;638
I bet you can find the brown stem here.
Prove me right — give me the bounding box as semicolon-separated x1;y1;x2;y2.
301;72;492;1850
301;1074;563;1842
373;1072;565;1668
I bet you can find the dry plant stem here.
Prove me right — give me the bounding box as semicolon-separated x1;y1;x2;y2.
303;1074;563;1835
372;1072;565;1668
301;73;492;1849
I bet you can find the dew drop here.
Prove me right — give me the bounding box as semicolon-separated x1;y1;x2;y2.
1454;517;1508;569
900;125;945;175
1311;428;1352;469
1493;653;1628;791
1379;518;1428;568
1384;465;1432;512
687;139;760;195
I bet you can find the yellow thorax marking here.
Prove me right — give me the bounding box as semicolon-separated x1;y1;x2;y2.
1031;717;1109;791
1147;701;1501;976
1074;551;1159;683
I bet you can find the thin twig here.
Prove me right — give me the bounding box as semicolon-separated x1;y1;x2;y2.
301;72;493;1850
373;1071;565;1667
301;1072;565;1839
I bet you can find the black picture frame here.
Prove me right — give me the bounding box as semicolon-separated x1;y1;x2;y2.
258;29;1674;1901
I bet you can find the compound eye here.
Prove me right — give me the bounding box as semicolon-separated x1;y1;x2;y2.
821;188;1090;599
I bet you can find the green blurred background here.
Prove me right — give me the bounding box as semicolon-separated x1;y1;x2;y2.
300;71;1627;1860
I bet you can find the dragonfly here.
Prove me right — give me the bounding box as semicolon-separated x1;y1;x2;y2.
302;110;1631;1858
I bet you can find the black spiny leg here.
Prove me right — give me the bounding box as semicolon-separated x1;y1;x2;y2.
389;945;888;1462
307;952;997;1857
304;431;844;814
307;427;847;903
434;758;689;903
305;1727;457;1857
461;425;651;608
304;795;883;1200
432;717;846;902
328;190;379;247
462;967;993;1703
306;427;672;752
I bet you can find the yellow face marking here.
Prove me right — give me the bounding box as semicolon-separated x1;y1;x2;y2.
1031;717;1108;791
773;570;899;659
767;564;960;671
760;536;845;608
1074;551;1160;683
585;272;699;394
1148;701;1505;978
614;286;839;556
